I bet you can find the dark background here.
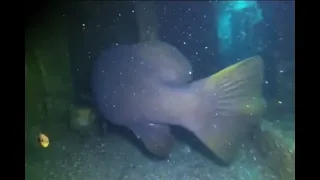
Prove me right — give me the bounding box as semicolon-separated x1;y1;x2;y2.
25;0;295;115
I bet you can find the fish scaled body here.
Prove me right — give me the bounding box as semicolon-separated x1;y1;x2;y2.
92;41;265;164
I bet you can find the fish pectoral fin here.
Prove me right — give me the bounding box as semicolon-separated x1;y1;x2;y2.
131;123;174;158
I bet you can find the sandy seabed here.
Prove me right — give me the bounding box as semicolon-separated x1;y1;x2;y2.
26;132;278;180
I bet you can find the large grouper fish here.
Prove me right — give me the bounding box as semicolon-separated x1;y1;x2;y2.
92;40;265;164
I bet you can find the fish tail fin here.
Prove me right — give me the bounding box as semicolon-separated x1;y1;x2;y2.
183;56;265;163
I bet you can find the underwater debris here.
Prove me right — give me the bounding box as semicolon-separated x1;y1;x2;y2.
69;106;99;136
38;133;50;148
255;120;295;180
